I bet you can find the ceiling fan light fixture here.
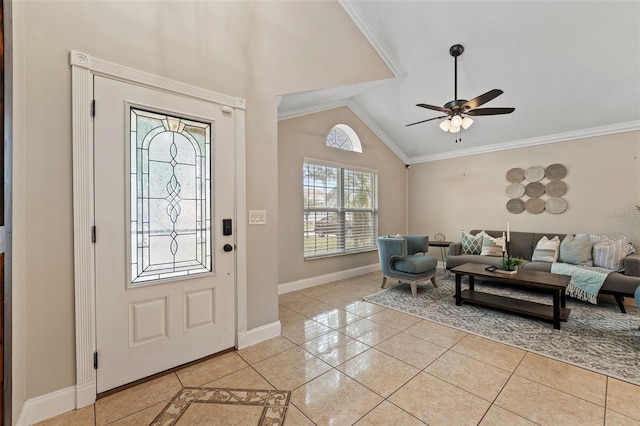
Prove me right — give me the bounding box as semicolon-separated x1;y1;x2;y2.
449;126;460;133
461;117;474;130
439;119;451;131
450;115;463;128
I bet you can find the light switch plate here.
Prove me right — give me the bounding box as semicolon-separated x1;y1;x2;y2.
249;210;267;225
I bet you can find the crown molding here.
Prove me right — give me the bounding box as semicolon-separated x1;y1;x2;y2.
338;0;406;78
278;99;350;121
408;120;640;164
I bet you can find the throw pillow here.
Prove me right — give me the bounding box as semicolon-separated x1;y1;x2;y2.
461;231;485;255
481;235;505;257
531;236;561;262
559;234;593;266
593;236;632;271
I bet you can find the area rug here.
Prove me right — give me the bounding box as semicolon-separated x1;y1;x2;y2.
364;273;640;386
151;388;291;426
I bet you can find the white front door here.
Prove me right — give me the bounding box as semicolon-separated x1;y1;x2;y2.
94;76;236;393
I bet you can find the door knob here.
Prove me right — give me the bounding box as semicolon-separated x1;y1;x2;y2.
223;244;234;252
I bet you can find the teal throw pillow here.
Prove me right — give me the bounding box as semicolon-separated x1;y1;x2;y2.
461;231;484;255
559;234;593;266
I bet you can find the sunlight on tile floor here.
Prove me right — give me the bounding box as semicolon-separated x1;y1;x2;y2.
37;272;640;425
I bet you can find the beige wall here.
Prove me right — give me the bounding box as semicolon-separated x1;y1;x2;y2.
278;106;407;285
11;0;391;409
408;131;640;264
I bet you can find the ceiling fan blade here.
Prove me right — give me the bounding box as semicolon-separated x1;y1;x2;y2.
405;115;449;127
416;103;451;114
466;107;515;116
462;89;503;110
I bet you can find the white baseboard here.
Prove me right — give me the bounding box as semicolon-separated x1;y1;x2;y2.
16;386;76;426
237;320;281;350
76;380;96;408
278;263;380;294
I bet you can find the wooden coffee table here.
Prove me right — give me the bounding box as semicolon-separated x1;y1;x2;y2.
451;263;571;329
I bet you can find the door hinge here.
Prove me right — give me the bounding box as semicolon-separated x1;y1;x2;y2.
91;100;96;117
93;351;98;369
91;226;96;243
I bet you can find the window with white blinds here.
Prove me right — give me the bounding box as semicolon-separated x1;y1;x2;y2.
303;160;378;258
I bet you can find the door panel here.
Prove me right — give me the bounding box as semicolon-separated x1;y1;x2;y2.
94;76;236;393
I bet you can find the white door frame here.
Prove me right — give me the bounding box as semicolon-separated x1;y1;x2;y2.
70;50;247;407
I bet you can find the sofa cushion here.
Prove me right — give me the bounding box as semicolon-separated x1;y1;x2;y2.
461;231;484;255
593;236;630;271
481;235;505;256
531;236;560;262
393;255;437;274
559;234;593;266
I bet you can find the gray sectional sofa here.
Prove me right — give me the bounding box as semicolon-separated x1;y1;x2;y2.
446;230;640;312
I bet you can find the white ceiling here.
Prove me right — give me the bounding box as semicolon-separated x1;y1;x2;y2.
278;1;640;163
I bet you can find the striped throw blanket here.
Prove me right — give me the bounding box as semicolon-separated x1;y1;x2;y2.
551;263;612;304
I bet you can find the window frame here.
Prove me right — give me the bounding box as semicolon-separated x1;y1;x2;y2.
303;158;378;259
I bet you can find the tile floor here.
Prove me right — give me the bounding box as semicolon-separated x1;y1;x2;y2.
38;271;640;425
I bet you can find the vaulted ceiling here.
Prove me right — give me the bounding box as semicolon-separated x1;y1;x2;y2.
278;1;640;163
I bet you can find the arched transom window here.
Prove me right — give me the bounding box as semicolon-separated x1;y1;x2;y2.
326;124;362;153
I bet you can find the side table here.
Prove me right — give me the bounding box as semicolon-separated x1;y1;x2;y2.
428;240;452;273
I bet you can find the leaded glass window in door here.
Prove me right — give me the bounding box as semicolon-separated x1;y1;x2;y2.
130;108;212;284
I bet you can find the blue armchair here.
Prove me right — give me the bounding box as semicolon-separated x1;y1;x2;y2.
377;235;438;298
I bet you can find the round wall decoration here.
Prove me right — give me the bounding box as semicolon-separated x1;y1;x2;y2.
506;183;525;198
506;198;525;214
545;163;567;181
506;168;525;183
524;181;545;198
546;180;567;197
524;166;545;182
546;197;568;214
525;198;545;214
434;233;446;242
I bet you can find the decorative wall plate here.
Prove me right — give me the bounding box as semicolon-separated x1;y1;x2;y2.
546;197;568;214
546;180;567;197
506;168;525;183
525;198;545;214
525;181;545;198
524;166;545;182
506;198;525;214
545;163;567;181
506;183;525;198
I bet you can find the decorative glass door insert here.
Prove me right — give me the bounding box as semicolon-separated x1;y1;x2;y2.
130;108;212;284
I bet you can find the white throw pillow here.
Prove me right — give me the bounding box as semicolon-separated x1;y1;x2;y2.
481;235;505;257
531;236;560;262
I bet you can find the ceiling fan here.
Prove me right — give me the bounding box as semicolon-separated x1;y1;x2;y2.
406;44;515;140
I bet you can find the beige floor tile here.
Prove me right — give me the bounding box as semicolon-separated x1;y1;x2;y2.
366;309;422;331
252;346;332;390
479;405;537;426
606;409;640;426
304;330;371;367
514;352;607;406
95;373;182;425
606;378;640;421
355;401;425;425
404;319;467;348
310;307;363;329
425;350;511;401
109;400;168;425
278;291;313;308
175;402;264;425
203;366;274;389
339;318;400;346
291;370;383;425
389;372;491;426
283;297;335;317
374;331;448;369
297;284;337;300
337;348;420;397
451;334;526;372
495;375;604;425
312;290;366;307
35;405;95;426
175;352;248;387
341;300;386;317
236;336;296;364
284;404;315;426
281;317;332;344
278;304;306;325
